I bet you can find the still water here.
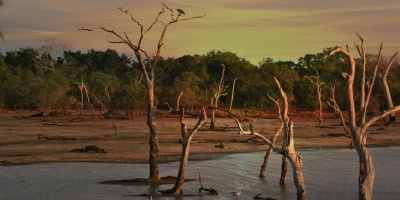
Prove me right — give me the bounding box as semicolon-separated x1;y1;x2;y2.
1;147;399;200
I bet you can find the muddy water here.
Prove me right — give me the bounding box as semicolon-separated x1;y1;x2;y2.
1;146;399;200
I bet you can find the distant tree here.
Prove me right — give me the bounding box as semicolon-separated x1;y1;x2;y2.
305;67;324;126
79;4;205;180
37;36;71;72
210;64;228;129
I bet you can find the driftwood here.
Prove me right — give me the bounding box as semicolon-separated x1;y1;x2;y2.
253;193;276;200
38;133;111;141
70;145;106;153
31;112;44;117
198;169;218;195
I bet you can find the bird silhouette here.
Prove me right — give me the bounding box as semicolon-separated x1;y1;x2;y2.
176;7;186;15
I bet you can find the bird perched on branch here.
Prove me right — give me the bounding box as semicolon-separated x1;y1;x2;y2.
231;188;243;198
176;7;185;15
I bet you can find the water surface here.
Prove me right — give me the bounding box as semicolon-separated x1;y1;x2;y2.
1;146;399;199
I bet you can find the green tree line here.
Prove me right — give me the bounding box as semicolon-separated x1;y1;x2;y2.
1;47;399;114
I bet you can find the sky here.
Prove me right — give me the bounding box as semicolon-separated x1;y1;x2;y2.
0;0;399;65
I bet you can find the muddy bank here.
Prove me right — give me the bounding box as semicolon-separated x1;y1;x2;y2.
1;111;399;165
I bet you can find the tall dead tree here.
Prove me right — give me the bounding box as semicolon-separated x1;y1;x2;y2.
210;64;228;129
326;35;400;200
162;107;207;194
380;52;399;124
305;67;324;126
79;4;205;180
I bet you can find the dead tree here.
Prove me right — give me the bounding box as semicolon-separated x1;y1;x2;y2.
326;36;400;200
259;95;283;177
75;80;94;118
162;107;207;194
78;4;205;180
37;36;71;72
229;77;239;112
210;64;228;129
380;52;399;124
218;77;306;200
91;93;116;135
327;84;353;148
305;67;324;126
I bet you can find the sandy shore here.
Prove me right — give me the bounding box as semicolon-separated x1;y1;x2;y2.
1;110;399;165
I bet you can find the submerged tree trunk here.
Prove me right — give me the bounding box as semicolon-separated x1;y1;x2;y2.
280;156;288;185
285;121;306;200
251;120;306;200
219;95;306;200
354;129;375;200
163;107;207;194
259;96;283;178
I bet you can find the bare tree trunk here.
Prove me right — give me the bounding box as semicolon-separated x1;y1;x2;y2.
355;33;366;115
229;77;239;112
286;121;306;200
353;129;375;200
210;109;216;129
259;96;283;177
280;118;290;185
163;107;207;194
381;52;398;124
79;86;83;116
147;83;160;180
280;155;288;185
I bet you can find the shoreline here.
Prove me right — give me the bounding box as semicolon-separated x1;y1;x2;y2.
2;144;398;166
1;113;399;166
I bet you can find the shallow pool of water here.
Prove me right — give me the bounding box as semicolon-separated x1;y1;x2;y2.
1;146;399;199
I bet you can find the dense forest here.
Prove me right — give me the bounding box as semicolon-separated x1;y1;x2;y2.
1;46;399;115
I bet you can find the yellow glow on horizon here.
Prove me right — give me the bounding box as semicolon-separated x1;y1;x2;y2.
1;0;400;64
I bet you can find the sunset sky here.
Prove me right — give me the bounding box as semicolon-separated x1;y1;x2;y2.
1;0;399;64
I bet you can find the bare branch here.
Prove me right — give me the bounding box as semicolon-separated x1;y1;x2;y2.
327;84;350;135
361;43;383;123
363;105;400;128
